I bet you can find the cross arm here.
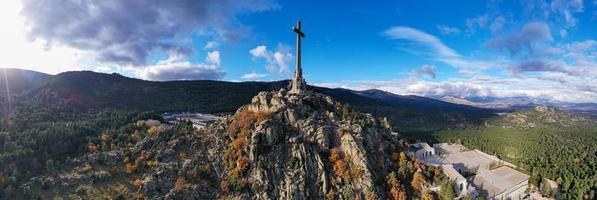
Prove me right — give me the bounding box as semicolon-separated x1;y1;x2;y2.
292;27;306;38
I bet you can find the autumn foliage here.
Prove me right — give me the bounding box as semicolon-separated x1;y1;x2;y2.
227;109;271;136
231;138;246;150
330;148;351;182
133;179;143;188
387;172;407;200
411;171;425;192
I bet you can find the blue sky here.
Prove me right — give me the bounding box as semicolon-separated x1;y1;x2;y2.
1;0;596;103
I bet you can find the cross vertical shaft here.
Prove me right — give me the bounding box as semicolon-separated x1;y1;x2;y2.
289;20;307;94
295;20;302;78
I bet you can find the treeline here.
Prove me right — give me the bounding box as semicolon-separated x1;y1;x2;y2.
0;108;156;190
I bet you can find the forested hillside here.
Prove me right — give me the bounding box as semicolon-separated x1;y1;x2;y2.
403;107;597;199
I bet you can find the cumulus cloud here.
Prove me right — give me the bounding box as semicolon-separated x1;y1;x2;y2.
437;25;461;34
384;26;499;69
204;41;220;49
21;0;278;66
135;55;225;81
250;44;294;73
241;72;267;79
206;51;221;65
411;64;437;79
486;22;553;56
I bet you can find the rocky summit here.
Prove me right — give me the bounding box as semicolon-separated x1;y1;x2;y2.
217;88;400;199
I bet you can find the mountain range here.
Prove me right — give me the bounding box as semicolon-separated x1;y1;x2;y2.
1;69;498;130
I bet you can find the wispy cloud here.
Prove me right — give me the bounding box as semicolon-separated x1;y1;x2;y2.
437;25;461;35
241;72;267;79
384;26;500;69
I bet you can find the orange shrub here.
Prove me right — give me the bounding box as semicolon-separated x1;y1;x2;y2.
386;173;407;200
126;163;137;173
411;171;425;192
365;192;377;200
227;110;271;136
236;156;250;173
330;148;342;162
422;191;435;200
133;179;143;188
333;159;350;182
220;180;230;193
231;138;246;151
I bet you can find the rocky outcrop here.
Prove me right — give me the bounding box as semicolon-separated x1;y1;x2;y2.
489;105;593;128
213;88;401;199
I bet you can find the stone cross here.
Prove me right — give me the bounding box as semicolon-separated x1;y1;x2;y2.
289;20;307;94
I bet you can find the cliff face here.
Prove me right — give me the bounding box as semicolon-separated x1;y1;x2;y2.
213;89;400;199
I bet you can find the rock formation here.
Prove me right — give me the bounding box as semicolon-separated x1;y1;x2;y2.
210;87;404;199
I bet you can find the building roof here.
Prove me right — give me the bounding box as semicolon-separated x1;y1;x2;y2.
444;150;500;170
413;142;434;151
442;164;466;183
434;143;464;154
472;166;530;198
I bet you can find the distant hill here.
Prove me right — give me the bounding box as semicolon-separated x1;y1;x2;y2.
0;68;51;113
8;70;496;130
486;105;595;128
440;95;597;115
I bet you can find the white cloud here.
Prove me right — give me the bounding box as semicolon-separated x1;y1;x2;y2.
20;0;278;66
250;44;294;73
241;72;267;79
135;54;225;81
204;41;219;49
384;26;500;69
315;75;597;103
206;51;221;65
0;0;85;74
437;25;461;35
